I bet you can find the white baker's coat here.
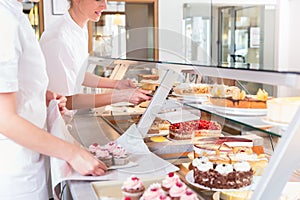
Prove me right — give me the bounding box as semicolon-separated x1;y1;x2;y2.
40;12;89;96
0;0;49;199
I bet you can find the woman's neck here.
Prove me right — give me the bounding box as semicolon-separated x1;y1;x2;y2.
68;8;88;28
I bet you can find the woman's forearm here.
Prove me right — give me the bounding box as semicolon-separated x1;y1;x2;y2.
0;113;75;162
83;72;118;89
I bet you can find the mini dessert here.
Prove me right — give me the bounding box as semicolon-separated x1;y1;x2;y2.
267;97;300;124
228;152;268;176
220;190;253;200
121;176;145;200
112;145;129;165
139;100;151;108
180;189;199;200
148;119;170;134
161;172;180;193
138;74;159;81
169;120;221;140
103;141;117;152
193;137;253;157
95;148;113;167
173;83;210;95
140;80;160;91
168;180;187;200
209;86;269;109
192;157;253;189
88;143;100;155
141;183;166;200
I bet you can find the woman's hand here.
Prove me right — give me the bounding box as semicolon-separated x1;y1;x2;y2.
67;145;107;176
113;88;152;105
46;90;67;116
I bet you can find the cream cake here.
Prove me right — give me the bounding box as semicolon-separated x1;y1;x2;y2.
193;137;268;176
209;86;269;109
192;156;253;189
169;119;222;140
267;97;300;124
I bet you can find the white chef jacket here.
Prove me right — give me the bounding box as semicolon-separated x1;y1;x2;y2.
0;1;49;199
40;12;89;96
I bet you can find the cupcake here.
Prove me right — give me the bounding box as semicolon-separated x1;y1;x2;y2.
141;183;165;200
88;143;100;155
168;180;187;200
112;145;129;165
121;176;145;200
159;196;171;200
180;189;199;200
161;172;180;193
95;148;113;167
103;141;117;153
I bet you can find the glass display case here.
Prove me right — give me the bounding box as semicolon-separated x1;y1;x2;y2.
75;57;300;200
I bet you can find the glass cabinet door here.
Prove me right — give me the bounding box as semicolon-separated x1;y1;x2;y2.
218;5;276;70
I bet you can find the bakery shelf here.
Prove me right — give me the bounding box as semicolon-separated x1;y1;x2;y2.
185;103;285;138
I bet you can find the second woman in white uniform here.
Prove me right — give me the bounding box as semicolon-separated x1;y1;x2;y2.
0;1;107;199
40;0;151;110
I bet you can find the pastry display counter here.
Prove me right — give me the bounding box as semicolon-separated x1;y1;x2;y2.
66;58;300;200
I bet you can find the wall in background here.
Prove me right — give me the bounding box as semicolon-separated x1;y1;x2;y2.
43;0;68;30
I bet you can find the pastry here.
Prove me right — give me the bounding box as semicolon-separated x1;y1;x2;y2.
168;180;187;200
192;157;253;189
121;176;145;200
267;97;300;124
169;120;221;140
209;86;269;109
180;189;199;200
111;144;129;165
141;183;166;200
95;148;113;167
161;172;180;193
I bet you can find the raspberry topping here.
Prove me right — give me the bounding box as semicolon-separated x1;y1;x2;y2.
186;190;193;195
92;143;98;147
176;182;183;187
131;177;139;181
168;172;174;177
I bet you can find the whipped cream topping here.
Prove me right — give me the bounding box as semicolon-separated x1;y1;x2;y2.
88;143;100;153
112;145;127;158
215;163;233;175
142;183;165;200
103;141;117;152
95;149;111;158
233;161;251;172
210;84;227;97
122;176;144;190
168;180;187;197
161;172;180;188
180;189;199;200
229;153;267;162
192;158;213;172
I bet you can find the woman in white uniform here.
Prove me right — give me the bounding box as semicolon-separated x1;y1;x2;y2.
40;0;151;110
0;1;107;199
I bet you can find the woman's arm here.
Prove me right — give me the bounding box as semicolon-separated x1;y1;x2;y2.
66;88;152;110
83;72;136;89
0;92;107;176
